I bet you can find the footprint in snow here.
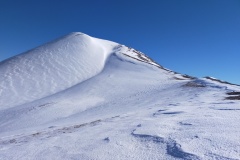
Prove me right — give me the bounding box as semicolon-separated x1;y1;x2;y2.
152;109;167;116
179;122;192;126
137;124;141;127
103;137;110;142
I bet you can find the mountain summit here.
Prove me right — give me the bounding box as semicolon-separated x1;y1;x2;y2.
0;33;240;160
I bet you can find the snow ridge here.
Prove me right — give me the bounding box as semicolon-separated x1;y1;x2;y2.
0;32;118;110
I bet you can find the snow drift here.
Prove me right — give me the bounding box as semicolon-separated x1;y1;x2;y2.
0;32;117;110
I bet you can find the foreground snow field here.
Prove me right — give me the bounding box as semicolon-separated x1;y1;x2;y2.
0;32;239;160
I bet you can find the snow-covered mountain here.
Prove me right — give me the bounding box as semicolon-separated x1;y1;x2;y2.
0;32;239;160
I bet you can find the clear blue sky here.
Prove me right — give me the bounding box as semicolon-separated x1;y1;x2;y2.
1;0;240;84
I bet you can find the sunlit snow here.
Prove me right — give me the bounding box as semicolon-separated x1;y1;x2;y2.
0;32;239;160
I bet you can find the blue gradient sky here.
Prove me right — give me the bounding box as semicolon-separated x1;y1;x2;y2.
1;0;240;84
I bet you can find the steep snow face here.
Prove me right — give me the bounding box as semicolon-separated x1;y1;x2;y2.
0;32;118;110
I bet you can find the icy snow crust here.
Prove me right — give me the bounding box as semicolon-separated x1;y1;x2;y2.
0;33;240;160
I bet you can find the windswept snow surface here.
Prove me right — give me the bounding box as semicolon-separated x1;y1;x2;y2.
0;32;117;110
0;33;240;160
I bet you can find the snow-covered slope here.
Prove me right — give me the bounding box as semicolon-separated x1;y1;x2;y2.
0;32;117;110
0;32;240;160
